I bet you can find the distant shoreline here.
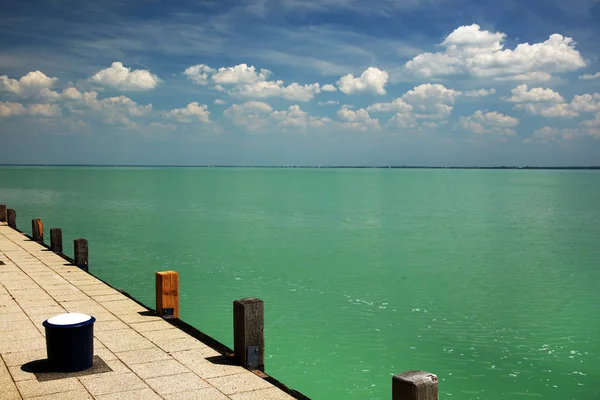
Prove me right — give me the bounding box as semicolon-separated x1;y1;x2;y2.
1;164;599;170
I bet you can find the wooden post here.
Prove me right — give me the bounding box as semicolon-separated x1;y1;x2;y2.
74;238;88;271
155;271;180;319
7;209;16;229
0;205;6;222
50;228;62;253
393;371;438;400
233;297;264;371
32;219;44;243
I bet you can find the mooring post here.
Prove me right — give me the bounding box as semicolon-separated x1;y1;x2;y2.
7;209;16;229
0;205;6;222
32;219;44;243
155;271;180;319
74;238;88;271
233;297;264;371
50;228;63;253
393;371;439;400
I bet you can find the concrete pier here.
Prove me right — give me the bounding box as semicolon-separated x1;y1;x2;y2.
0;222;297;399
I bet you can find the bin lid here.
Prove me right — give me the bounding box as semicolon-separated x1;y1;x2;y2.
44;313;95;327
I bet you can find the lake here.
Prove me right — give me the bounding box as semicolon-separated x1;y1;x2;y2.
1;167;598;399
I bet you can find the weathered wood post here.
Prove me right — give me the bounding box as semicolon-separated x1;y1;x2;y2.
74;238;88;271
393;371;438;400
7;209;16;229
50;228;63;253
155;271;180;319
32;219;44;243
233;297;264;371
0;205;7;222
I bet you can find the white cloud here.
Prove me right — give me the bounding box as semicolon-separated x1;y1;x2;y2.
579;72;600;80
214;99;227;105
337;67;388;95
0;101;26;117
0;71;58;96
400;83;461;119
321;84;337;92
0;101;61;118
317;100;339;105
90;62;160;91
570;93;600;112
336;105;381;131
68;91;152;128
526;126;582;142
224;101;274;131
504;85;564;103
224;102;331;132
494;72;553;82
27;104;62;117
165;102;210;122
405;24;586;81
464;88;496;97
184;64;216;85
519;103;579;118
457;110;519;135
366;98;412;112
185;63;322;101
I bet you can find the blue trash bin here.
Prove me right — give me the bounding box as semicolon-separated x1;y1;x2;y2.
43;313;96;372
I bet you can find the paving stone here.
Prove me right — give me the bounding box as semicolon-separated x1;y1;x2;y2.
94;329;155;353
206;372;273;395
141;327;190;344
146;372;210;396
229;387;296;400
170;347;221;365
155;336;208;353
186;360;247;379
115;347;171;365
163;387;230;400
79;372;147;397
128;359;190;379
95;388;162;400
15;377;85;398
129;320;174;333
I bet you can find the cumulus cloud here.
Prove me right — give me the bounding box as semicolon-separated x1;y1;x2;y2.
503;85;564;103
0;101;26;117
224;101;331;132
405;24;586;81
519;103;579;118
0;71;58;96
579;72;600;80
0;101;60;118
165;102;210;122
464;88;496;97
184;64;216;85
321;84;337;92
526;126;582;142
214;99;227;105
184;63;322;101
317;100;339;105
337;67;388;95
570;93;600;112
336;105;381;131
366;98;412;112
401;83;461;119
90;62;160;91
457;110;519;136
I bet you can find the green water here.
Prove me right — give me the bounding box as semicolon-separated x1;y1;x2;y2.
1;167;599;399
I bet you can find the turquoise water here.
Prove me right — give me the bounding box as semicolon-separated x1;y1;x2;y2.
1;167;599;399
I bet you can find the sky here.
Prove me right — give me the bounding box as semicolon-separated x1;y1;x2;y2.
1;0;600;166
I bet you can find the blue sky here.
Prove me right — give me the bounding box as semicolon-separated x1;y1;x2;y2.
1;0;600;166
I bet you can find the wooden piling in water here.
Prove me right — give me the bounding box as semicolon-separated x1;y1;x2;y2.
155;271;180;319
7;209;16;229
74;238;88;271
392;370;438;400
50;228;62;253
32;219;44;243
0;205;6;222
233;297;264;371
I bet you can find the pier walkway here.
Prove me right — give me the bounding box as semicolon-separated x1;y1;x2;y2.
0;222;295;400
